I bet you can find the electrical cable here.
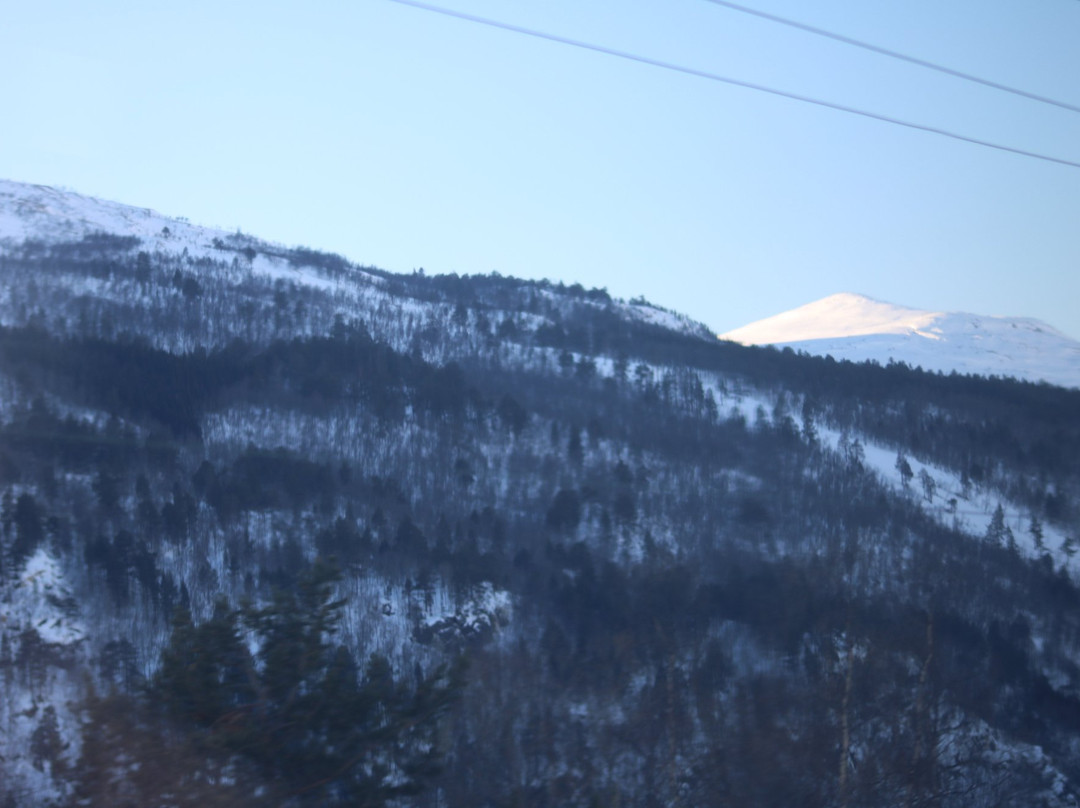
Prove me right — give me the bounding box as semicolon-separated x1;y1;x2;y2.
699;0;1080;115
382;0;1080;170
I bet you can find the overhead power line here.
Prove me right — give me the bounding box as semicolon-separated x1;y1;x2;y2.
383;0;1080;170
700;0;1080;115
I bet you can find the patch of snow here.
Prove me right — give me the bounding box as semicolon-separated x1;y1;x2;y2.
422;582;512;633
247;252;345;293
618;299;713;339
818;425;1078;573
3;549;84;646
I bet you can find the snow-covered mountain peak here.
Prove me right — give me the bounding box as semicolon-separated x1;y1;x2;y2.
720;293;1080;389
721;292;943;345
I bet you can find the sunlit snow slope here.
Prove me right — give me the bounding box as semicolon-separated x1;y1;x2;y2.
721;293;1080;389
0;179;224;253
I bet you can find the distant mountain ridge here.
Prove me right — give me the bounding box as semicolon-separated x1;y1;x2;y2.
721;292;1080;389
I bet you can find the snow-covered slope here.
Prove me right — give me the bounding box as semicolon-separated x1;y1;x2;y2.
721;292;1080;389
0;178;226;257
0;178;716;342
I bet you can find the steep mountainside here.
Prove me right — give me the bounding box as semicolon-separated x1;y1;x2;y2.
2;181;1080;807
721;292;1080;389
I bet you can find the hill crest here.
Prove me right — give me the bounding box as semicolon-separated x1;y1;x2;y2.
721;292;1080;389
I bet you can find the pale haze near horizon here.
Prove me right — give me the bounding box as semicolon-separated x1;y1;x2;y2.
2;0;1078;338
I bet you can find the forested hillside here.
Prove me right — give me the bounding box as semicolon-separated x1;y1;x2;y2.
2;195;1080;806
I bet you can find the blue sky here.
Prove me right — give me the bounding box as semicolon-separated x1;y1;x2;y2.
2;0;1078;337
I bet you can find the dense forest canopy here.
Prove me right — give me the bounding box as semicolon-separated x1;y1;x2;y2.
1;226;1079;806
